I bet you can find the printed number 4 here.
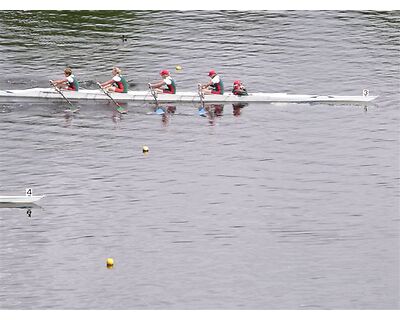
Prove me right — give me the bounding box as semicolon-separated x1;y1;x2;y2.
26;188;33;196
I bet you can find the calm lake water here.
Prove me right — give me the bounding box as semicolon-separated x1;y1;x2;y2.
0;11;399;310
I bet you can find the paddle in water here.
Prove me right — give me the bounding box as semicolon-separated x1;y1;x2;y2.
96;82;127;114
50;81;80;113
148;83;165;115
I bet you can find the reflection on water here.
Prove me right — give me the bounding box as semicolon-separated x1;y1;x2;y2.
232;103;248;117
198;104;225;126
0;203;42;217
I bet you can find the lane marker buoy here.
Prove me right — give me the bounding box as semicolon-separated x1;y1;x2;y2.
107;258;114;269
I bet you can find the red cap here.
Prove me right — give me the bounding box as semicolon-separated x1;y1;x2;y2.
208;70;217;77
233;80;241;85
160;69;170;76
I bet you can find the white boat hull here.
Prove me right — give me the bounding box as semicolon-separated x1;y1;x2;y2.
0;88;378;104
0;195;45;204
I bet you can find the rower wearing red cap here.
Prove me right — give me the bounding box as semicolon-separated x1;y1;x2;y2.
149;70;176;94
232;80;248;96
200;70;224;95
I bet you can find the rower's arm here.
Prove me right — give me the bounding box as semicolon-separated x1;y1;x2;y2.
201;80;212;89
100;79;114;87
51;78;67;85
149;80;164;89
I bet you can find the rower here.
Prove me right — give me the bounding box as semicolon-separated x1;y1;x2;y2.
50;68;79;91
200;69;224;95
99;67;128;93
149;70;176;94
232;80;248;96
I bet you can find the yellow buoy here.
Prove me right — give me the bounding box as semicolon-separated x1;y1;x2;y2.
175;65;182;71
106;258;114;268
142;145;149;153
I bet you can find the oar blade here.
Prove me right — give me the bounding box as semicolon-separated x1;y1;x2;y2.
116;106;127;114
64;107;80;114
198;107;206;117
97;82;127;114
155;107;165;115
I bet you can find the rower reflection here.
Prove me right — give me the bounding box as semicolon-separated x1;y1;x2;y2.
63;106;80;126
152;105;176;126
198;104;224;125
232;102;248;117
152;105;176;115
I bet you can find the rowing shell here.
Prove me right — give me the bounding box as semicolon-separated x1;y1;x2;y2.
0;195;45;204
0;88;378;104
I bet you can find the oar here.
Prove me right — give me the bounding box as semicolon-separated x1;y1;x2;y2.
148;83;165;115
197;83;206;116
96;82;127;114
50;81;78;111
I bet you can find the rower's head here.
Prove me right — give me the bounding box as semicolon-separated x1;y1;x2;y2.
160;70;170;78
233;80;242;88
64;68;72;76
208;70;217;78
233;80;245;89
112;67;122;76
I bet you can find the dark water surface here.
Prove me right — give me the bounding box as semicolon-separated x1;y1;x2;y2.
0;11;399;309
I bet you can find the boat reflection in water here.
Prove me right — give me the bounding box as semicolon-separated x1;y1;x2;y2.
0;203;42;218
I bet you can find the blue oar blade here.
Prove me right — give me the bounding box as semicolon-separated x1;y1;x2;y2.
156;107;165;115
198;107;206;117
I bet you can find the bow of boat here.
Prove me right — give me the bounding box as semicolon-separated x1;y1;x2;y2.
0;195;45;204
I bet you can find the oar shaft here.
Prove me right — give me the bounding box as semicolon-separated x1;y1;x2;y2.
97;83;121;107
148;83;159;107
50;81;75;108
198;83;205;108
